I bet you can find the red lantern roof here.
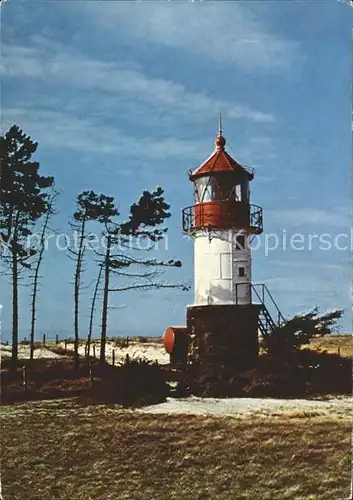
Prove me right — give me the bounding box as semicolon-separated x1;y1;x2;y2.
190;115;254;180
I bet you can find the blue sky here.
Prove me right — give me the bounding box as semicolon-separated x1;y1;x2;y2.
1;0;352;340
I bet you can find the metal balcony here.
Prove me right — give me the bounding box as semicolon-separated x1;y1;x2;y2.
182;202;263;235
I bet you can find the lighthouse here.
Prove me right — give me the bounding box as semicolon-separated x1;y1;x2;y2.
164;116;284;371
183;114;263;307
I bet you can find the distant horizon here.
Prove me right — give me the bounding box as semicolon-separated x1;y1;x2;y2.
1;330;351;345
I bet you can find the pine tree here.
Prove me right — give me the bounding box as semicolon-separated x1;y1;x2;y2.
94;186;188;364
0;125;54;365
69;191;117;367
262;307;344;359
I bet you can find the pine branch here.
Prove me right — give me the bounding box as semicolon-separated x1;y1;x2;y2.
109;282;190;292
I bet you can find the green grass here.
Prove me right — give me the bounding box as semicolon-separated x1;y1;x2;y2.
1;399;351;500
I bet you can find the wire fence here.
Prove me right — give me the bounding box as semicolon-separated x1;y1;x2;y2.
13;335;135;367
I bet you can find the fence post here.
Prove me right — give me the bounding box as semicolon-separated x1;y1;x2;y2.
43;333;46;346
64;339;68;353
112;349;115;366
22;365;28;391
93;343;96;359
56;334;59;345
89;360;93;389
338;346;341;357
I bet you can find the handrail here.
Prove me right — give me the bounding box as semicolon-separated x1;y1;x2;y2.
243;165;256;177
218;281;286;332
251;283;286;326
261;284;286;325
182;203;263;234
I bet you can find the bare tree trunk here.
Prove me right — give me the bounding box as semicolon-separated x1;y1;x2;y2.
100;235;111;364
30;203;52;360
11;248;18;368
74;219;86;368
29;268;38;361
87;263;103;358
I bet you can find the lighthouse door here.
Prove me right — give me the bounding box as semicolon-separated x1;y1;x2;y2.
234;281;251;304
233;261;251;305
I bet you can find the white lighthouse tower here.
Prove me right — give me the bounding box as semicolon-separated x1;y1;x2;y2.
182;116;264;369
184;115;263;307
163;117;284;370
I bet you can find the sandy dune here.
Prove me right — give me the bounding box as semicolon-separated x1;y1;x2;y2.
58;340;170;365
140;395;352;418
0;344;63;359
0;340;169;364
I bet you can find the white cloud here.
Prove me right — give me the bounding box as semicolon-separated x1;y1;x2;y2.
271;261;349;272
2;107;204;162
3;107;280;175
2;42;274;125
267;208;350;228
81;2;299;73
263;275;349;294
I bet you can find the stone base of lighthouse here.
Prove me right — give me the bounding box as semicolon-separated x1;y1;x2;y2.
186;304;261;373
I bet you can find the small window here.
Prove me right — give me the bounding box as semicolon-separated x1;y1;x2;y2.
235;185;242;201
203;184;213;201
194;176;220;202
242;179;249;202
235;235;245;250
238;267;245;277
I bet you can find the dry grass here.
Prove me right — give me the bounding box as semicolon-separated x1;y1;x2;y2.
16;333;352;358
308;335;352;358
1;399;351;500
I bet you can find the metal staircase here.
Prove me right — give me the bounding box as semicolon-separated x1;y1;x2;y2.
251;283;286;338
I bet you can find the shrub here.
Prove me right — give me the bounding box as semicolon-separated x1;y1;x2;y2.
262;308;344;360
114;337;130;348
90;357;169;407
186;351;351;398
50;346;75;357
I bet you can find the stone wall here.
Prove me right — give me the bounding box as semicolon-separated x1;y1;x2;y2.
186;304;261;373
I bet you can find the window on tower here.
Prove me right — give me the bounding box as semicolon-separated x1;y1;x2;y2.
235;235;245;250
194;176;220;202
242;179;249;202
238;266;245;277
203;183;213;202
235;184;242;201
217;175;234;200
194;177;207;202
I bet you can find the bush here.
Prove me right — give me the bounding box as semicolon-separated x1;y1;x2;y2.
186;351;351;398
187;363;246;398
262;308;344;360
50;346;75;357
90;357;169;407
114;337;130;348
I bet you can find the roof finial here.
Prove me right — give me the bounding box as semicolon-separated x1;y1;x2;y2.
215;112;226;151
219;111;223;136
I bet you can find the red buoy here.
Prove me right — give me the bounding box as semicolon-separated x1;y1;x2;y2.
163;326;177;354
163;326;188;363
